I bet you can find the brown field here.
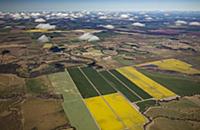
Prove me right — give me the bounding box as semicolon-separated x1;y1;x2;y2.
22;97;70;130
0;74;25;97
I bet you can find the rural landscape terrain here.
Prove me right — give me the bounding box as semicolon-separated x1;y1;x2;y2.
0;11;200;130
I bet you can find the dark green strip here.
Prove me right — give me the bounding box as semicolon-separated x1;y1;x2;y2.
100;71;140;102
81;67;116;95
110;70;152;99
67;68;99;98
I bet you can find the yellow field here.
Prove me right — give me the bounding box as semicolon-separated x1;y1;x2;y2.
25;29;49;33
85;93;147;130
43;43;53;49
117;67;176;99
85;94;124;130
136;58;200;75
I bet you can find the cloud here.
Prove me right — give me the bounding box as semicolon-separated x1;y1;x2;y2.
120;14;129;19
31;12;41;18
35;18;46;23
11;13;22;20
132;22;145;27
189;22;200;26
37;35;50;43
99;16;107;19
36;23;56;30
102;24;115;29
145;17;153;21
79;33;100;42
175;20;187;26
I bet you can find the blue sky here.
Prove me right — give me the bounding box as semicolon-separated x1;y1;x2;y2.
0;0;200;11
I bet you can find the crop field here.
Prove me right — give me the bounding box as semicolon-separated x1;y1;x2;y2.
139;69;200;96
67;67;99;98
136;58;200;75
85;93;147;130
109;70;152;99
48;72;99;130
99;70;141;102
81;67;116;95
25;29;49;33
116;66;177;100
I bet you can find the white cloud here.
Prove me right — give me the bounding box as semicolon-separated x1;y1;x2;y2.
37;35;49;43
102;25;115;29
79;33;100;42
175;20;187;26
35;18;46;23
99;16;107;19
132;22;145;27
36;23;56;30
164;13;170;16
31;12;41;18
189;22;200;26
120;14;129;19
145;17;153;21
11;13;22;20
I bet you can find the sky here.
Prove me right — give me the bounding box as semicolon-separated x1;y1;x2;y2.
0;0;200;12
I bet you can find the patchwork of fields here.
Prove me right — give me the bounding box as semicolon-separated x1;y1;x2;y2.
116;66;177;100
47;59;199;130
48;72;99;130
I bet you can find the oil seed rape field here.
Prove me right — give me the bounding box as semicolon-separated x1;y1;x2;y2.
136;58;200;75
85;93;147;130
117;66;177;100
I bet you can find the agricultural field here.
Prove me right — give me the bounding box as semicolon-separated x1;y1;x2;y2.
109;70;153;100
116;66;177;100
85;93;147;130
81;67;116;95
99;70;141;102
22;97;68;130
138;69;200;96
67;67;99;98
67;67;150;130
136;58;200;75
48;71;99;130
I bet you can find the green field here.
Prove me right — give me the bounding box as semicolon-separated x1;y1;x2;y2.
81;67;116;95
110;70;152;99
139;69;200;96
99;71;141;102
48;72;99;130
67;68;99;98
136;100;157;112
25;78;46;94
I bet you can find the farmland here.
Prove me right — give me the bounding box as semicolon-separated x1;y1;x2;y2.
81;67;116;95
136;58;200;75
109;70;152;99
116;66;177;100
67;67;150;130
67;67;99;98
100;70;141;102
138;69;200;96
48;72;99;130
85;93;147;130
